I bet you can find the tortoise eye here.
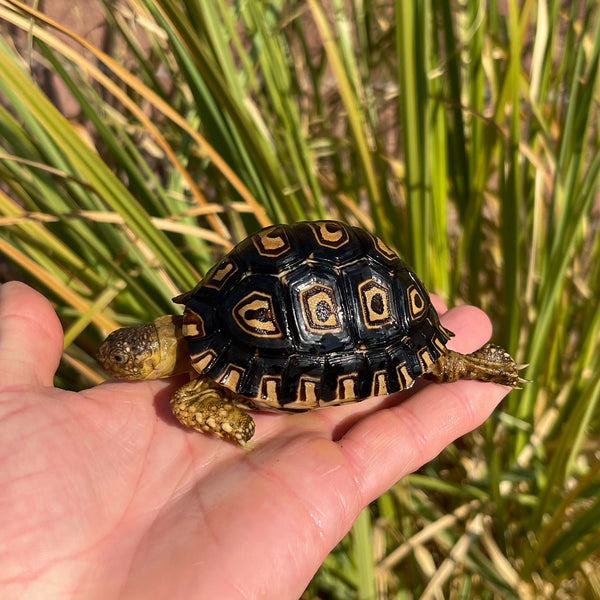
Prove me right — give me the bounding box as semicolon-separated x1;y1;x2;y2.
112;353;127;364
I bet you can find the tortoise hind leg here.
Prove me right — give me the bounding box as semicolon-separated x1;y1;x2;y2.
170;377;255;445
430;343;527;387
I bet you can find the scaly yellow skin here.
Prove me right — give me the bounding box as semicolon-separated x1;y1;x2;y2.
431;344;524;387
96;315;189;379
97;316;255;444
170;378;255;444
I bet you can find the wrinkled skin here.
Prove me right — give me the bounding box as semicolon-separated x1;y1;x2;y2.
0;281;511;599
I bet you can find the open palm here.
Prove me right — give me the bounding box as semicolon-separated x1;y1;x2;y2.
0;282;510;599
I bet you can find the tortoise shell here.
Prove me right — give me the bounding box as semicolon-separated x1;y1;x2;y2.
176;220;453;410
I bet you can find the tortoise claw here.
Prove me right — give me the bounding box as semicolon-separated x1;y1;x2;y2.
516;364;532;386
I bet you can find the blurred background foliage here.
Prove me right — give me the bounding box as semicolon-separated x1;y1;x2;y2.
1;0;599;597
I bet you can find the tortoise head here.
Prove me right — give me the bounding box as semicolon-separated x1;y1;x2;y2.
97;315;188;380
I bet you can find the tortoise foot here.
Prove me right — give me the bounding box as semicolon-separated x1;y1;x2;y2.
431;343;528;388
170;377;255;445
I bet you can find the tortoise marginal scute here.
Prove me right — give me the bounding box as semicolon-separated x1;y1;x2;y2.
252;225;290;257
203;258;239;290
191;349;218;371
336;374;359;400
396;362;415;390
371;235;397;260
297;375;320;404
371;370;388;396
431;334;448;354
309;220;350;248
258;375;282;404
417;346;436;371
216;363;245;393
183;310;205;338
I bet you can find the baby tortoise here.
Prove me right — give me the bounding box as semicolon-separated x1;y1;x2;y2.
97;221;526;445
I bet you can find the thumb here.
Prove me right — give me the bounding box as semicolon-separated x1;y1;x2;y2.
0;282;64;387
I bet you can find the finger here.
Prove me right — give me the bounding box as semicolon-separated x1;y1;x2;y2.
0;281;63;387
439;304;493;353
339;378;506;502
429;293;448;316
337;305;505;502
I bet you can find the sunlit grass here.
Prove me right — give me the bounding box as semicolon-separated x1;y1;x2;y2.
1;0;599;597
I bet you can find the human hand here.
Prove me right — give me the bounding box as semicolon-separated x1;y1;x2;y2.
0;281;510;599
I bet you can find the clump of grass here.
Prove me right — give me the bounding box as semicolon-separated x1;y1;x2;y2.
1;0;599;597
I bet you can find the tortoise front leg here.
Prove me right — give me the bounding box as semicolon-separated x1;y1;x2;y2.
170;377;255;445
